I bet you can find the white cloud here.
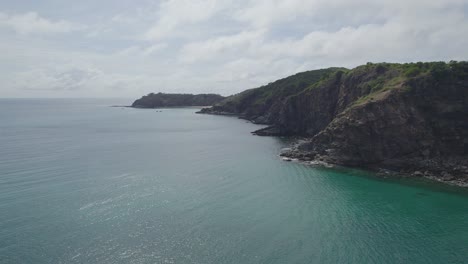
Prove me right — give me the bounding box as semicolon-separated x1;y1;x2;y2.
116;43;168;57
142;43;168;56
180;0;468;70
0;12;82;35
234;0;380;29
0;0;467;98
256;6;468;64
144;0;228;41
179;30;264;63
14;65;102;91
234;0;468;29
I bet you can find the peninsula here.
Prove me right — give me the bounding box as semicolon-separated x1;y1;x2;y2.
198;61;468;186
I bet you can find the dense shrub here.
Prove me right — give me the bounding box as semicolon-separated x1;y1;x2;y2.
405;67;421;77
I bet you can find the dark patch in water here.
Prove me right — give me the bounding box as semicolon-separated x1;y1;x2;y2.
416;192;429;197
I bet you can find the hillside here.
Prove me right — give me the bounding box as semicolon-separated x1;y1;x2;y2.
199;61;468;186
198;68;346;124
132;93;225;108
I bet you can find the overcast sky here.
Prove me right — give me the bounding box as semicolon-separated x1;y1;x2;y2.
0;0;467;98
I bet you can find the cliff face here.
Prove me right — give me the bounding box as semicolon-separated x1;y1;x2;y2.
132;93;225;108
200;62;468;185
198;68;345;124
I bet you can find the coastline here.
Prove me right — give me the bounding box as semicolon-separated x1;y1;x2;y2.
112;105;213;109
279;148;468;188
197;110;468;188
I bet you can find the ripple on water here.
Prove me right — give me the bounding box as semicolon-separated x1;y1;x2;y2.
0;99;467;264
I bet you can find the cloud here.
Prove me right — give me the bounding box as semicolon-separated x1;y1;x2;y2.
234;0;379;30
0;1;467;98
116;43;168;57
234;0;467;29
9;63;163;98
259;6;468;64
144;0;228;41
180;0;468;68
179;30;264;63
14;66;101;91
0;12;82;35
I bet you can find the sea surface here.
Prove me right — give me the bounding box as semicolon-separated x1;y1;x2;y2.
0;99;467;264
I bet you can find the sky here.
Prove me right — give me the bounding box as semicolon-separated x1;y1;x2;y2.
0;0;467;98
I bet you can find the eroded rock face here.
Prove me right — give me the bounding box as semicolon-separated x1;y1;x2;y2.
309;79;466;155
282;74;468;185
200;62;468;185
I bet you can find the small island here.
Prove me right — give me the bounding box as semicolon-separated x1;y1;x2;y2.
131;92;225;108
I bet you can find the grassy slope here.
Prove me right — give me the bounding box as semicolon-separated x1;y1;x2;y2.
350;61;468;105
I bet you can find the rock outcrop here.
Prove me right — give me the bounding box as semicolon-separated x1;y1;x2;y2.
132;93;225;108
199;62;468;186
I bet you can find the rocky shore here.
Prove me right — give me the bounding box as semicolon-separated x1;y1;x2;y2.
279;144;468;187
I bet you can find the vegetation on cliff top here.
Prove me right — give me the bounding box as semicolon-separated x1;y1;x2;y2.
205;61;468;117
221;67;346;108
351;61;468;105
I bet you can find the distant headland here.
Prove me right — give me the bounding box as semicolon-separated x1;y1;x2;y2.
131;92;225;108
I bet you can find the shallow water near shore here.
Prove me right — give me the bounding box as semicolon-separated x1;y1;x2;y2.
1;99;467;264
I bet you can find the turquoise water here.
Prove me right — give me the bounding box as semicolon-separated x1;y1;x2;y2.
0;99;467;264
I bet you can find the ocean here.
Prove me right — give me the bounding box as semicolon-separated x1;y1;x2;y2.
0;99;467;264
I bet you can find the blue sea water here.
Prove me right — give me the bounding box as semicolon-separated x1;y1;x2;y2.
0;99;467;264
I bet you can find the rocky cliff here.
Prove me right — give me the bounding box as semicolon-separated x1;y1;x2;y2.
199;62;468;186
132;93;225;108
